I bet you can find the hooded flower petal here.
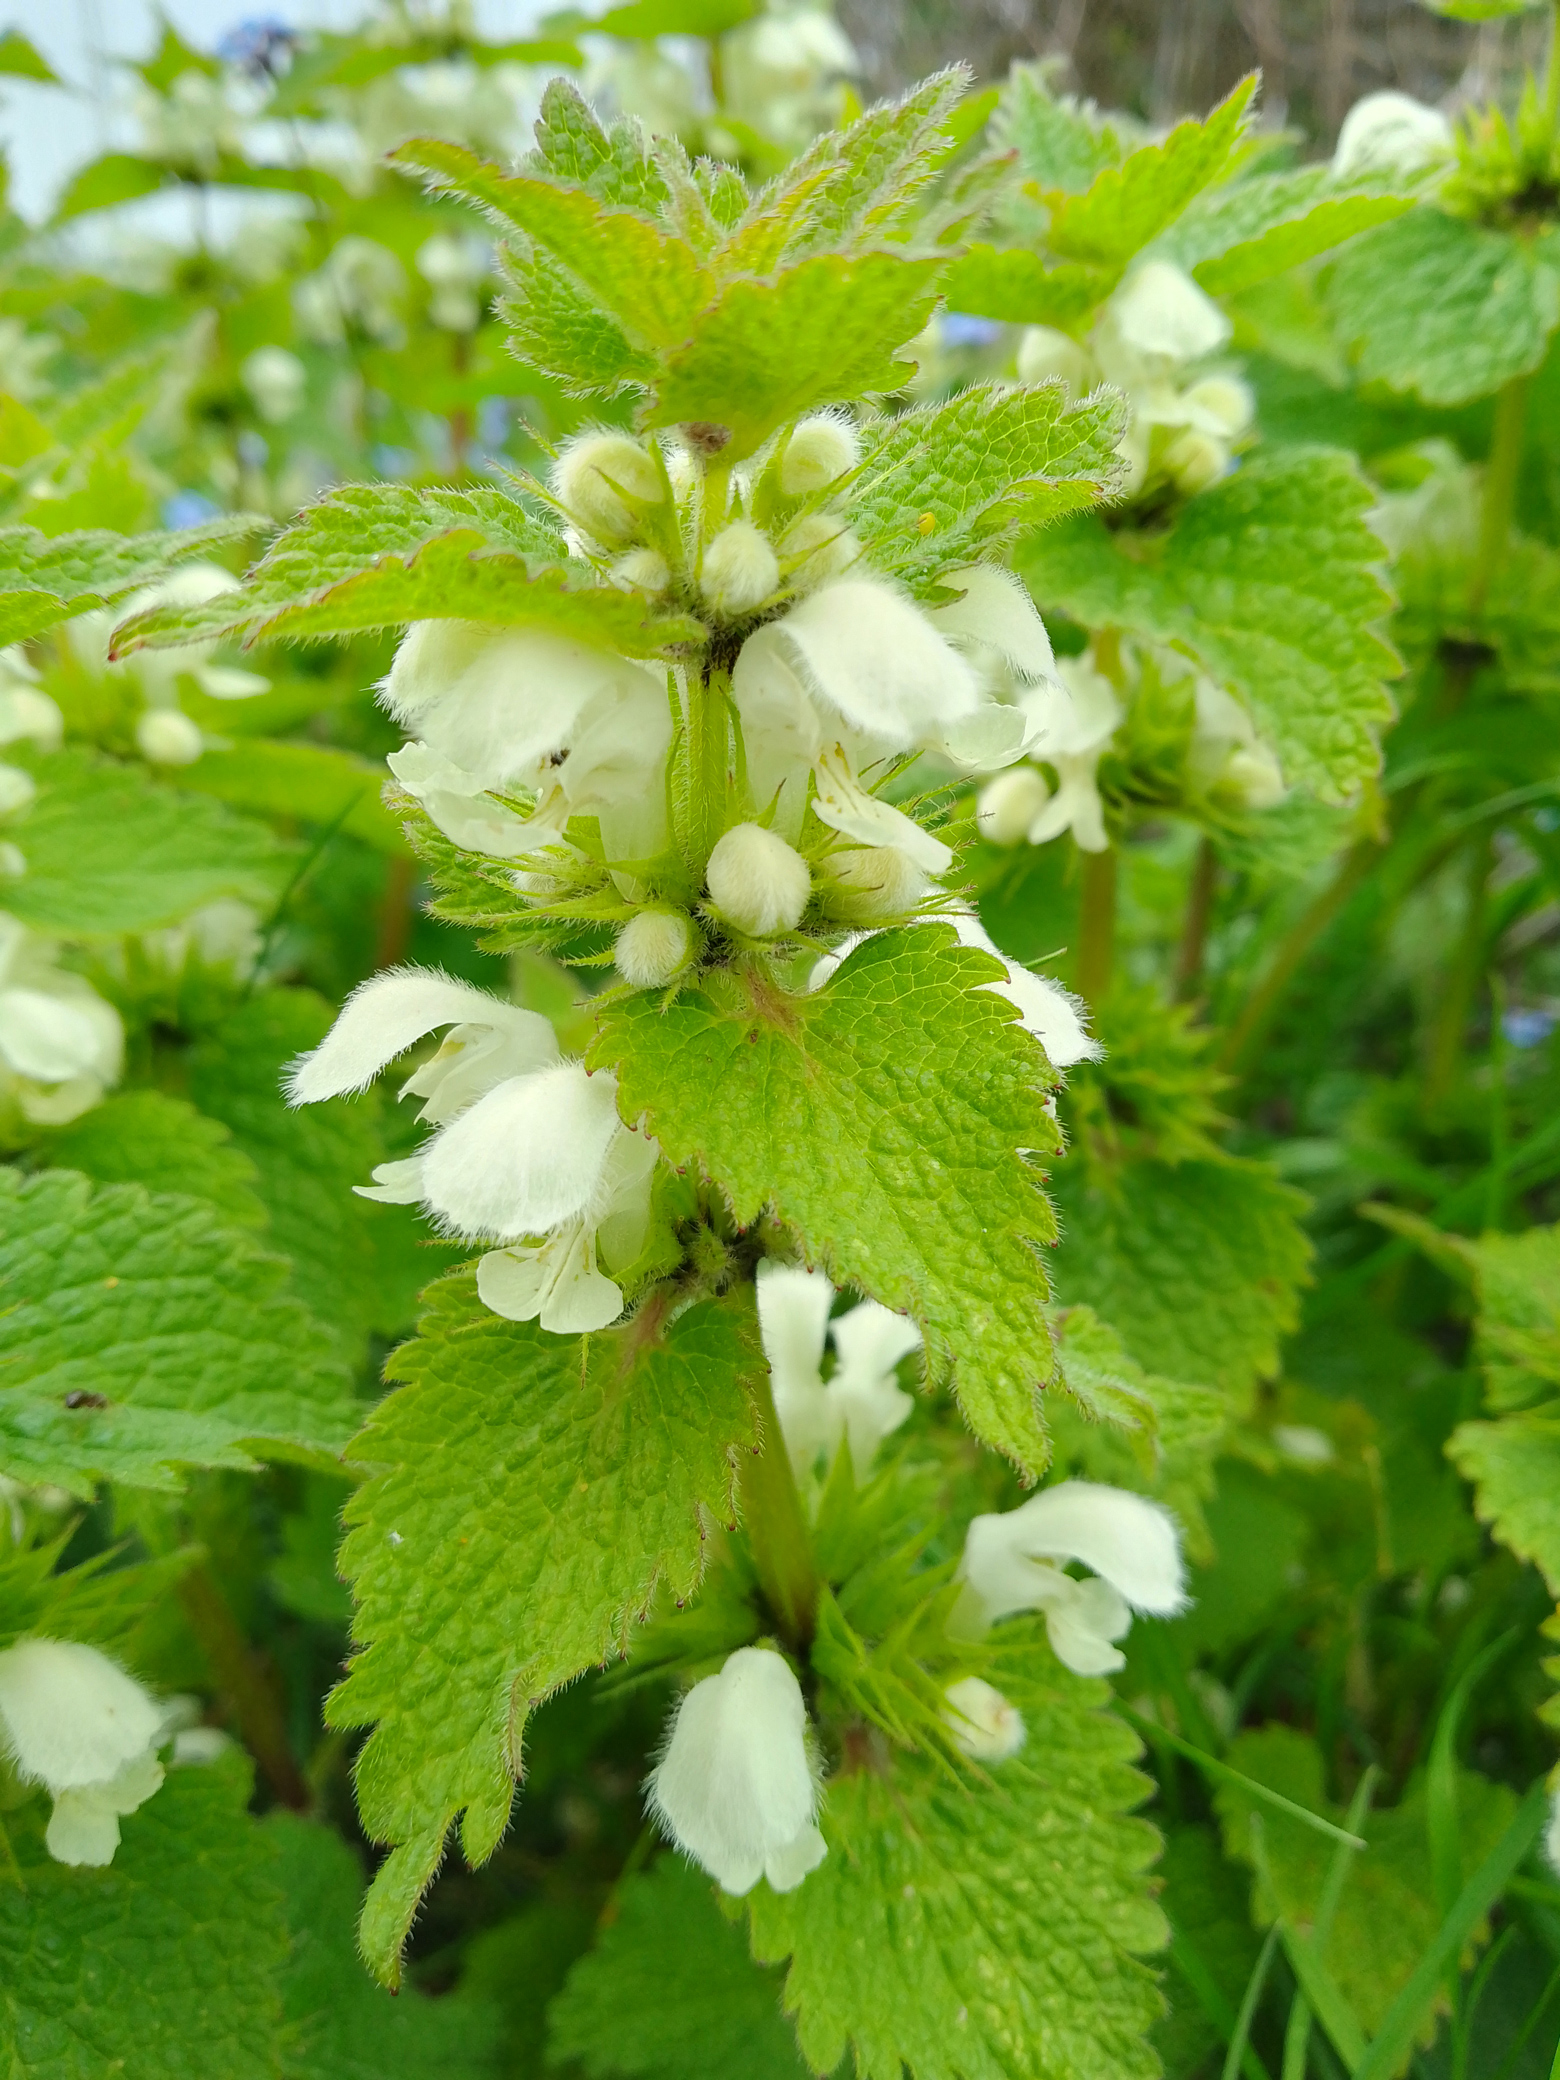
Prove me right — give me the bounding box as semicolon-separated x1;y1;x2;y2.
1104;259;1231;368
811;744;952;875
286;968;558;1108
751;578;981;749
942;1675;1026;1761
1333;89;1452;179
929;566;1057;686
386;741;535;857
956;1480;1186;1637
353;1157;426;1205
943;911;1102;1068
826;1297;919;1475
420;1061;623;1240
757;1259;836;1467
647;1645;826;1896
0;986;121;1084
0;1638;163;1793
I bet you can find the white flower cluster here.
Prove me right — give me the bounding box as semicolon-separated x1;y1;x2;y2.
0;914;123;1126
289;969;656;1335
294;237;407;350
756;1258;921;1479
0;1638;169;1866
1020;259;1252;503
1332;90;1452;181
0;644;64;826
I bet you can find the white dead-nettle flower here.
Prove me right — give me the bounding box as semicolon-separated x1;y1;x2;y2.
136;899;263;985
1273;1424;1335;1466
981;649;1121;855
0;913;123;1125
615;908;695;988
293;236;406;348
942;1676;1026;1762
756;1258;919;1477
1162;428;1227;497
943;911;1102;1068
242;345;307;424
76;564;269;709
1181;375;1254;440
0;1638;166;1866
780;413;860;496
553;434;665;545
1189;678;1286;811
136;707;204;766
0;647;62;816
1017;325;1095;396
1333;89;1452;180
416;232;488;333
976;766;1051;846
701;520;781;617
951;1480;1187;1675
381;620;671;866
1101;260;1231;375
706;823;811;937
647;1645;827;1896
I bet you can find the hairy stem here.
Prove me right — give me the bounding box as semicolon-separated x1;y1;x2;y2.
177;1567;309;1810
738;1359;818;1653
1423;830;1493;1114
1173;835;1219;1002
1074;844;1117;1006
1470;375;1531;619
1218;837;1379;1077
682;667;731;881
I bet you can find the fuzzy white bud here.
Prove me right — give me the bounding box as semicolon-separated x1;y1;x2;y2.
1182;376;1253;439
779;511;860;590
976;766;1051;846
942;1676;1026;1762
553;435;664;544
1016;326;1094;395
706;823;811;937
615;909;694;988
610;547;671;594
701;521;780;617
647;1646;826;1896
821;845;928;922
136;709;204;766
779;414;860;496
1164;429;1228;496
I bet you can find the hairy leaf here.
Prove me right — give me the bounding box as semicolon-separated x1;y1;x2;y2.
0;516;262;644
42;1091;267;1228
1157;165;1414;294
1447;1414;1560;1596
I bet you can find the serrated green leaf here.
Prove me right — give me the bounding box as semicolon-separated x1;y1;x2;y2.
935;244;1105;327
270;1813;500;2080
849;381;1125;588
175;739;407;855
1156;166;1414;295
530;76;616;182
0;1754;287;2080
3;748;290;935
1214;1725;1518;2042
760;72;965;260
641;252;944;461
1330;207;1560;406
1446;1414;1560;1596
0;1168;355;1496
548;1858;805;2079
41;1090;267;1228
500;239;657;396
1021;447;1398;802
748;1646;1165;2080
46;341;181;452
329;1280;758;1984
591;928;1063;1475
996;65;1122;191
1046;1154;1311;1399
0;517;264;645
54;151;172;221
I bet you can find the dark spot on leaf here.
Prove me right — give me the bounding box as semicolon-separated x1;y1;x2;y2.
63;1390;108;1410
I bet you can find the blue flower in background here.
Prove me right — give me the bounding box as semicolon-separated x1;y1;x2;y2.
217;19;297;76
939;313;1002;349
1503;1008;1555;1050
162;491;221;530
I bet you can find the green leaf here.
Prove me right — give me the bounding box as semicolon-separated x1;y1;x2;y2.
848;381;1125;589
270;1813;500;2080
761;72;965;260
748;1646;1166;2080
0;30;59;81
0;517;264;645
0;1168;355;1496
175;740;408;856
1156;166;1415;295
1046;1153;1311;1398
935;244;1103;328
1214;1725;1518;2042
1021;447;1399;802
996;65;1123;192
588;0;757;37
111;486;699;659
591;927;1064;1475
500;241;655;396
640;252;945;462
1447;1414;1560;1596
54;152;171;221
1155;1824;1264;2077
41;1091;268;1228
2;748;290;936
1329;208;1560;406
0;1539;198;1656
328;1280;758;1985
0;1754;288;2080
548;1859;805;2078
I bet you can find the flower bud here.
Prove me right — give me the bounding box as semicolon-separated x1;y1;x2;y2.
706;823;811;936
615;909;694;988
0;1638;167;1867
1017;325;1094;395
779;511;860;590
701;520;780;617
976;766;1050;846
610;547;671;594
136;709;204;766
0;764;35;814
553;434;664;544
647;1645;827;1896
1182;375;1253;439
1225;744;1286;810
821;845;928;921
779;414;859;496
1164;428;1228;496
942;1676;1026;1762
1333;89;1452;179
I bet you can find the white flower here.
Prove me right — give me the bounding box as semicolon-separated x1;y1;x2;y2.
242;345;307;423
293;236;406;348
706;823;811;936
136;708;204;766
756;1258;918;1478
1099;260;1231;375
976;766;1051;846
1016;325;1095;395
417;232;487;332
1190;677;1286;810
0;647;63;753
942;1676;1026;1762
1546;1781;1560;1879
0;914;124;1125
82;564;269;707
647;1645;827;1896
927;565;1059;695
702;521;780;617
1006;650;1123;854
951;1480;1187;1676
942;911;1102;1068
0;1638;166;1866
1333;90;1452;180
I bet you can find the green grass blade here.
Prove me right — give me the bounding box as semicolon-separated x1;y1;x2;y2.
1120;1707;1368;1850
1223;1924;1281;2080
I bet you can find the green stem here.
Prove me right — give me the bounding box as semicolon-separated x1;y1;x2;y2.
1469;375;1531;619
1423;830;1492;1114
1074;843;1117;1007
682;667;731;882
177;1567;309;1810
738;1357;819;1653
1174;835;1219;1002
1218;837;1379;1076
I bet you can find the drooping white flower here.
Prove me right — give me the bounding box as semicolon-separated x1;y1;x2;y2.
1011;650;1123;854
0;914;124;1125
927;565;1059;695
1100;260;1232;375
647;1645;827;1896
755;1258;919;1477
242;345;307;423
942;1676;1026;1762
0;1638;166;1866
942;911;1102;1068
976;766;1051;847
1189;677;1286;810
951;1480;1187;1676
1333;90;1452;180
706;822;811;936
136;707;204;766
